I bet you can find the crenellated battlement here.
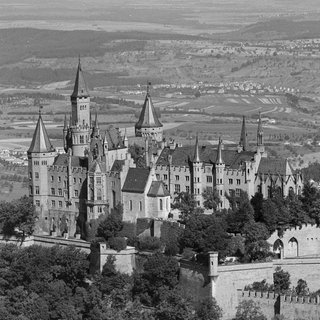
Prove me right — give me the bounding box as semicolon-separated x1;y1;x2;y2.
238;290;320;305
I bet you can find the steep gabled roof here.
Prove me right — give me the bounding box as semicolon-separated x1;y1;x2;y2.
122;168;150;193
135;85;162;129
258;158;293;176
105;125;125;150
148;181;170;197
28;114;55;154
111;160;125;172
156;145;254;167
71;59;89;99
53;154;88;168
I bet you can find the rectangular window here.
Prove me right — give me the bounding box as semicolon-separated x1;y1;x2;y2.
58;188;62;196
35;172;39;179
206;176;212;183
229;179;233;185
35;200;40;207
98;206;102;213
29;186;33;195
58;201;62;208
186;176;190;181
51;200;55;207
237;179;241;185
186;186;190;192
89;207;93;213
51;188;55;195
139;201;142;211
97;189;102;200
175;175;179;181
236;188;241;196
79;178;82;184
129;200;133;211
111;181;115;188
58;176;61;182
64;181;67;188
51;176;54;182
35;186;39;195
163;174;168;180
74;190;79;197
96;177;102;184
73;178;76;184
229;189;234;196
156;174;160;180
41;161;47;165
34;161;39;166
175;184;180;193
80;136;84;144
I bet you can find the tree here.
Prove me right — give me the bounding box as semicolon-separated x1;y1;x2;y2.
250;192;264;222
195;297;223;320
0;196;37;242
233;300;267;320
179;214;230;258
242;221;269;243
295;279;309;296
202;188;220;213
172;192;203;223
97;205;123;242
274;267;291;293
226;191;255;233
133;253;179;307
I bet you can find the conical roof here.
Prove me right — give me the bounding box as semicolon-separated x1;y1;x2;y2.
239;116;248;151
28;113;55;154
71;58;89;99
193;135;200;162
135;83;162;129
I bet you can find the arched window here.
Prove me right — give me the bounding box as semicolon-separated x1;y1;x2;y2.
273;239;284;259
160;199;163;210
288;237;298;257
129;200;133;211
257;185;261;193
139;201;142;211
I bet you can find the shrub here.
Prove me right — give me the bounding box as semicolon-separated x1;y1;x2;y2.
108;237;127;252
138;236;162;251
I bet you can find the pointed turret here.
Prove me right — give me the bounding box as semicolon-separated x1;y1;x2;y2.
216;137;224;164
239;116;248;151
28;111;55;154
91;109;100;138
193;134;200;163
71;57;89;99
135;82;163;142
257;112;263;146
123;128;129;148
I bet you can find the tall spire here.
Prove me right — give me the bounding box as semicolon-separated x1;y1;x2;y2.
193;134;200;162
91;109;100;138
28;112;54;154
239;116;248;151
71;57;89;99
257;112;263;146
216;136;224;164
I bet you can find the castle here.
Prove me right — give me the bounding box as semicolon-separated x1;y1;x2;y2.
28;60;303;236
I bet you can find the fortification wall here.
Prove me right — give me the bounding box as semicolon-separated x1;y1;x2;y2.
238;290;320;320
268;224;320;258
215;262;274;319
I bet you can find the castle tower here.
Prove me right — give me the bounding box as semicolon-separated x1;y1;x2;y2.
238;116;248;152
69;58;91;156
215;137;225;209
257;112;265;154
135;82;163;142
192;135;202;206
28;110;57;214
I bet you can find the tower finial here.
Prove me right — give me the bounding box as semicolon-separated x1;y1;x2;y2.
147;81;151;95
239;115;248;151
257;111;263;146
39;105;43;115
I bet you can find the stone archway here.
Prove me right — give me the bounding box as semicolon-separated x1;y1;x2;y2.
287;237;298;257
273;239;284;259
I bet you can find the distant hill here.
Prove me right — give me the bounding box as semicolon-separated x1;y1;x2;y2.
215;19;320;41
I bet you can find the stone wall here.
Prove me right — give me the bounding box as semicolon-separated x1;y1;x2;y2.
238;290;320;320
268;224;320;258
